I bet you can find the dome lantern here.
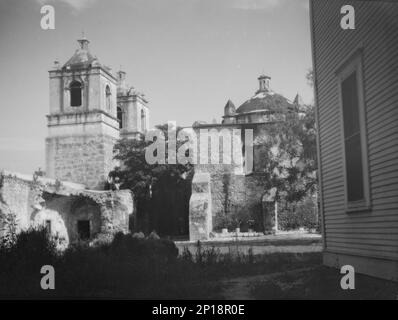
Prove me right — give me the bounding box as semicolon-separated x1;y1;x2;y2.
257;74;271;94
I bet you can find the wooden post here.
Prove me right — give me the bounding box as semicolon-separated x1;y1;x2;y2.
275;201;278;233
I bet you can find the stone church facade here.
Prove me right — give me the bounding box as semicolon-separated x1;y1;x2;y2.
189;75;302;240
1;37;304;245
0;37;146;248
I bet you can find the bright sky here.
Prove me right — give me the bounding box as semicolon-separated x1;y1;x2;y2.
0;0;313;174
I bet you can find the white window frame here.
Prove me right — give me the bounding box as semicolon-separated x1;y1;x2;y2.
336;48;371;213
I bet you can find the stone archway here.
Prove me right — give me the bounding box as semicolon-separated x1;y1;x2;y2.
69;197;101;242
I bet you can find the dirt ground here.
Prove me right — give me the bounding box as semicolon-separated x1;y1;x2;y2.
220;265;398;300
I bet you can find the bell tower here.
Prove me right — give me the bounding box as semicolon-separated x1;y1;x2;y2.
116;69;149;139
45;37;120;189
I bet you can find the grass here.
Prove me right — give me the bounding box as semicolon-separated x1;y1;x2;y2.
2;229;395;299
0;229;322;299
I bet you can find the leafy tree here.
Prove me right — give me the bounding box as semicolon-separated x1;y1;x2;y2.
306;69;314;88
109;124;193;236
255;70;318;230
251;102;317;205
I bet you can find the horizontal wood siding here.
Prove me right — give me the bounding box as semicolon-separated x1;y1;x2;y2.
312;0;398;261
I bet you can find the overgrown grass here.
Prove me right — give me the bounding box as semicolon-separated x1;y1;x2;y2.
0;229;321;299
181;242;321;280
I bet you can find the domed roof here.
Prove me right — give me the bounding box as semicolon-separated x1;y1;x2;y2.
63;37;98;70
236;91;293;114
236;74;294;114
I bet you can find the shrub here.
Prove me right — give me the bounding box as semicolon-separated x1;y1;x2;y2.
213;215;230;231
109;232;178;261
0;225;321;299
0;212;18;249
132;232;145;239
148;230;160;240
0;228;57;298
278;196;319;231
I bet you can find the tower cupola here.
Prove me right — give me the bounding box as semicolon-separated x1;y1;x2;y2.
77;36;89;50
256;74;271;94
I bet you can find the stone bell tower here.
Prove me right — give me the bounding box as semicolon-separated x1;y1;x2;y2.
116;69;149;139
45;37;120;190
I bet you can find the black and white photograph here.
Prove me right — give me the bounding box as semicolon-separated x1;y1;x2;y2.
0;0;397;303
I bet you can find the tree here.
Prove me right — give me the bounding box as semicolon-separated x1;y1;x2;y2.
253;101;317;203
258;70;318;230
109;124;193;236
306;69;314;88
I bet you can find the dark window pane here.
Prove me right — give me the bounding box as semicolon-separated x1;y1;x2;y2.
345;133;364;201
341;71;364;202
70;81;82;107
342;72;360;138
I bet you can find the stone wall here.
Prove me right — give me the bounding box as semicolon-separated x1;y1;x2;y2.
0;171;133;249
46;134;116;190
189;173;212;241
188;123;276;239
209;173;267;231
0;173;42;233
188;170;269;240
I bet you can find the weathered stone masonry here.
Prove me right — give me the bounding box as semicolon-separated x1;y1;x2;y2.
46;37;149;190
188;75;301;240
46;133;116;190
0;37;148;247
0;172;134;249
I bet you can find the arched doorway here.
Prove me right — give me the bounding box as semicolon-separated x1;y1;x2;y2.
70;197;101;242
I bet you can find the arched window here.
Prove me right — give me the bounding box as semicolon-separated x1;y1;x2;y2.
117;106;123;129
105;85;111;111
70;80;82;107
141;109;146;132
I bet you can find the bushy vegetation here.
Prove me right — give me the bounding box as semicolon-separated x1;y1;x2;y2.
0;229;321;299
278;196;320;232
214;205;261;232
0;229;196;299
0;228;57;299
108;124;193;237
